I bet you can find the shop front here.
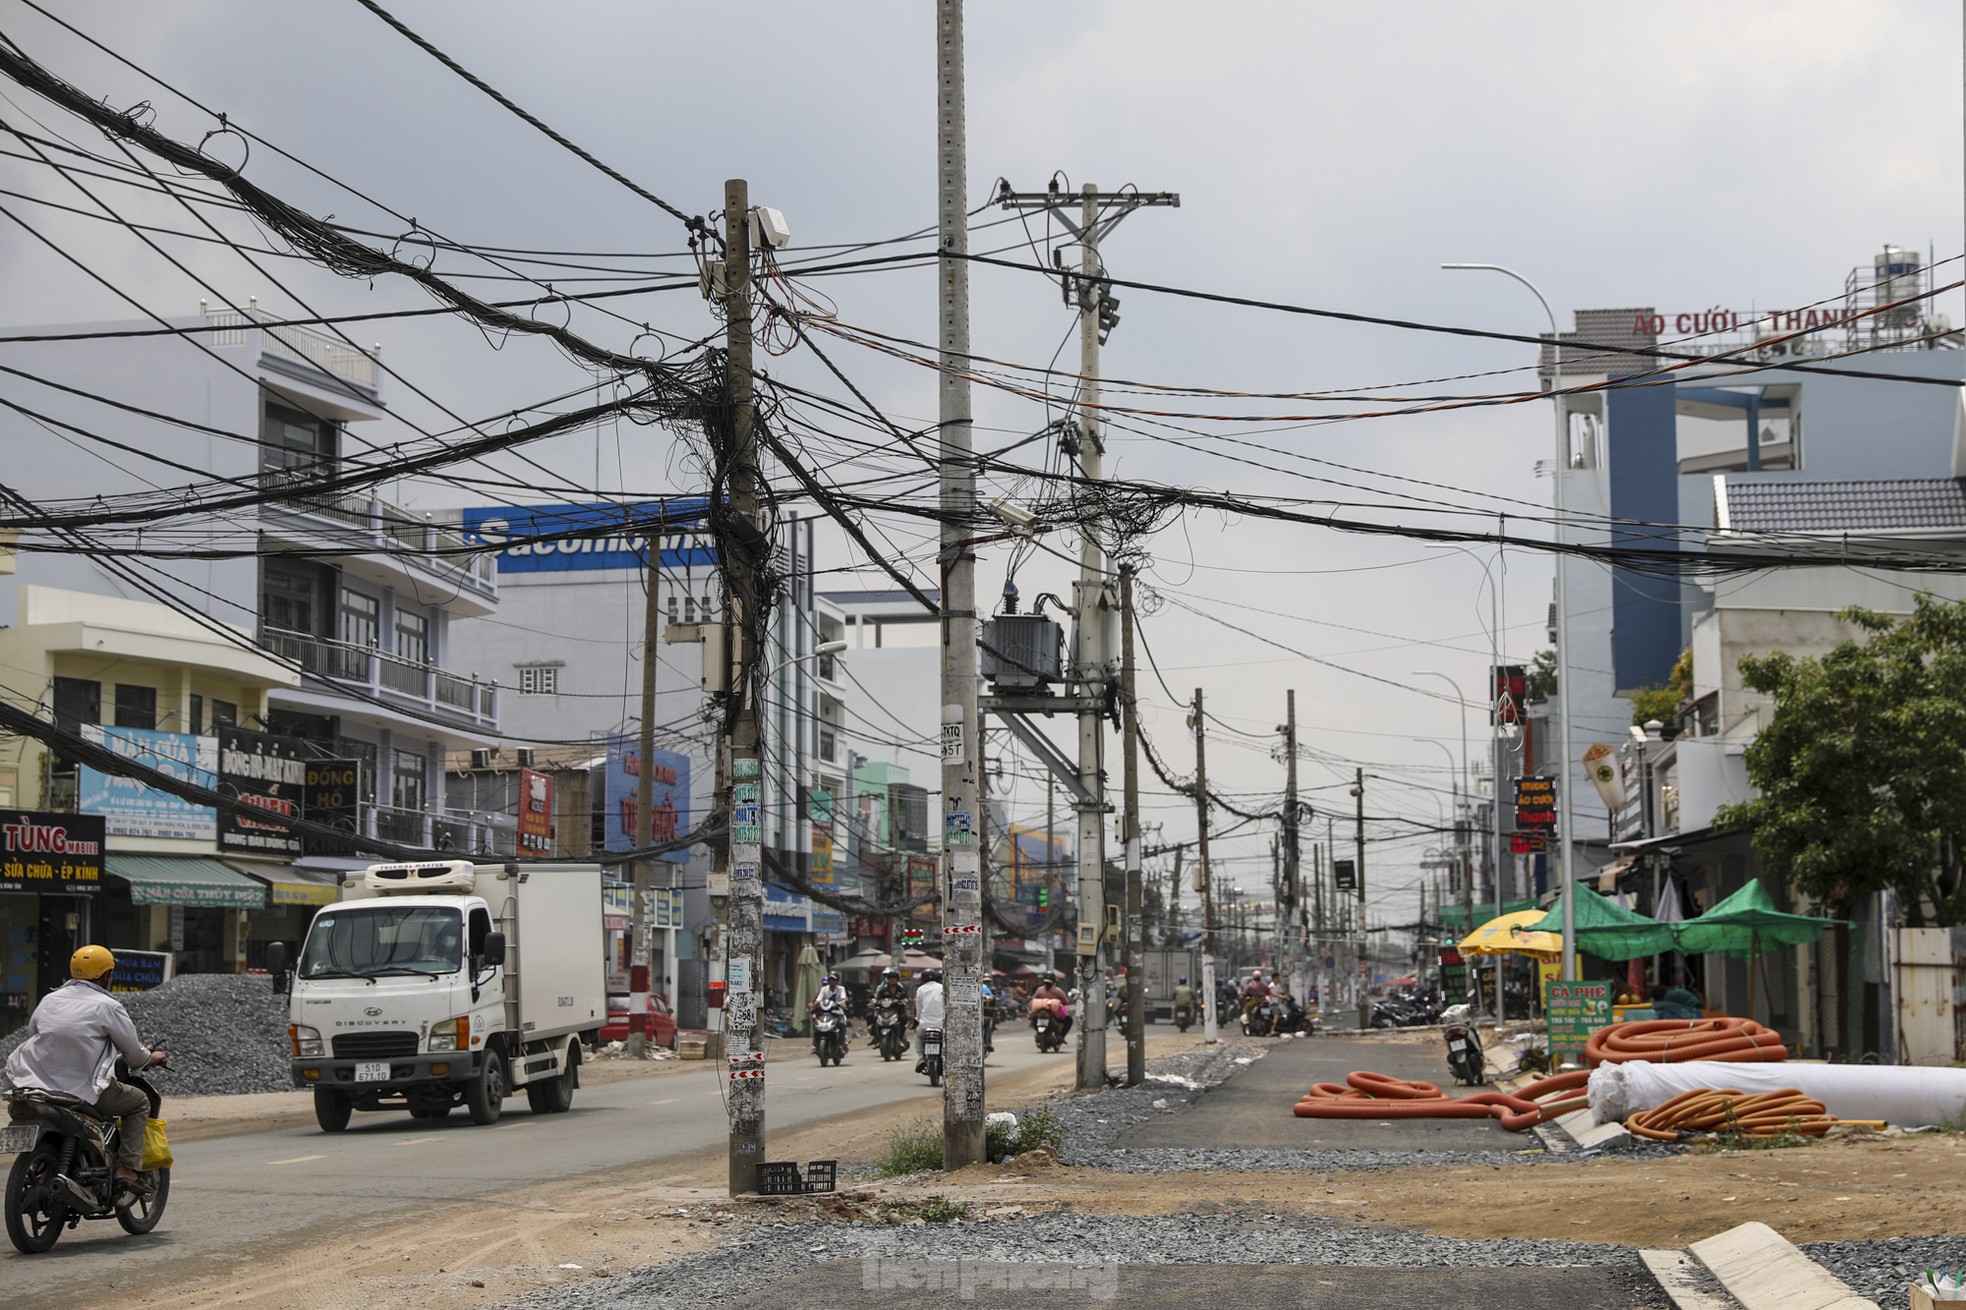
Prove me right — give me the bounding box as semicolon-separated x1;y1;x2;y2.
101;854;267;975
0;810;105;1038
227;858;340;970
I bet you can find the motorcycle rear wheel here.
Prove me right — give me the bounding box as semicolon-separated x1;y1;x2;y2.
4;1140;66;1253
115;1167;170;1235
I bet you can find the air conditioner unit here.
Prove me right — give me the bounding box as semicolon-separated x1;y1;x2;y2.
470;749;493;770
514;748;536;768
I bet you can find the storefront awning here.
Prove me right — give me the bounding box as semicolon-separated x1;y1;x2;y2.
105;855;267;908
224;860;341;907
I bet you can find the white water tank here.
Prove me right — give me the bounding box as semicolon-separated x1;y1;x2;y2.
1874;246;1923;326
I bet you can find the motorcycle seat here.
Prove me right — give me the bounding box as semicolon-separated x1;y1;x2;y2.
4;1086;111;1124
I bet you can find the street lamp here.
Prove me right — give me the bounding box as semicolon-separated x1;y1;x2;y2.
1442;262;1578;983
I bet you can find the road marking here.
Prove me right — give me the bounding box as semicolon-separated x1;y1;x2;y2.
394;1136;440;1147
269;1154;323;1165
647;1098;676;1106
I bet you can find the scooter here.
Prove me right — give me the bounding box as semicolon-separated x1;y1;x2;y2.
812;1005;848;1067
917;1028;943;1087
1174;1000;1194;1032
870;999;909;1062
1441;1005;1485;1086
1030;1000;1069;1052
3;1060;170;1254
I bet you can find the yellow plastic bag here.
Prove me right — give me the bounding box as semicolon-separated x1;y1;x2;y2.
140;1117;172;1172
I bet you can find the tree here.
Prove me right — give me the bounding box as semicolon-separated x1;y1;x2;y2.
1523;648;1558;704
1628;646;1693;728
1716;594;1966;926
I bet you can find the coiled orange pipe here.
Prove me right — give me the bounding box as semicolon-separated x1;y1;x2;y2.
1583;1017;1788;1067
1292;1069;1590;1131
1626;1087;1832;1141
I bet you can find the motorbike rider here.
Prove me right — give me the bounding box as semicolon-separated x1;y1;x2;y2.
1;946;167;1204
1029;972;1072;1040
980;978;997;1054
911;968;945;1073
809;973;848;1054
1172;975;1197;1022
867;966;907;1046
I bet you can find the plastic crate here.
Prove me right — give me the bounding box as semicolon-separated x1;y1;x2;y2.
757;1162;803;1196
803;1159;837;1193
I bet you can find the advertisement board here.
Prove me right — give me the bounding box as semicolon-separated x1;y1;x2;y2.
604;737;690;863
303;760;361;855
1544;978;1615;1060
108;949;172;993
459;500;717;574
78;727;216;840
217;726;308;857
1513;776;1558;830
517;767;554;855
906;854;939;923
0;810;104;894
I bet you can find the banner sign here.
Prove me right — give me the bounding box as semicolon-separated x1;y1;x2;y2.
517;767;554;855
1545;979;1615;1060
1513;775;1558;830
0;810;104;894
907;854;939;923
108;949;172;993
217;726;307;856
303;760;361;855
810;830;834;886
459;500;716;574
604;737;690;864
1333;857;1358;893
79;727;217;840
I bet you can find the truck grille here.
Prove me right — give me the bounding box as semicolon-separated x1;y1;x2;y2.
332;1032;419;1059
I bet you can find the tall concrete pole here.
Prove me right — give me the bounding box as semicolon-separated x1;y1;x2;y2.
626;539;661;1058
721;178;766;1195
1354;767;1369;1029
1283;690;1300;977
1120;567;1145;1086
1073;181;1110;1093
936;0;986;1166
1193;687;1214;960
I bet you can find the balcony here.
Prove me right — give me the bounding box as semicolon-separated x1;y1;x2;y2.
257;471;497;614
259;628;498;731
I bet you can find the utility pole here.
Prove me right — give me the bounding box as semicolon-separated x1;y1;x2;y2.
1119;568;1145;1085
720;178;766;1195
1192;687;1214;958
626;537;662;1058
1354;767;1368;1029
935;0;986;1167
1282;690;1300;997
998;179;1176;1092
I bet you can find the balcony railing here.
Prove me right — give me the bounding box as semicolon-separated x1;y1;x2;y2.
209;308;382;394
257;469;497;593
260;627;498;728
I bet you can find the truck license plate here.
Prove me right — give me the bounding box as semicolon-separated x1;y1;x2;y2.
355;1062;390;1082
0;1123;39;1154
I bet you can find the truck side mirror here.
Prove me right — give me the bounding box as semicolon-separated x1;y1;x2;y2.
481;932;506;967
267;942;288;996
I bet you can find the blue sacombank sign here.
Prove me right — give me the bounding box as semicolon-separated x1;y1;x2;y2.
460;500;717;574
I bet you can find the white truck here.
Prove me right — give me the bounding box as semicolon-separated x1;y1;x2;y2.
268;860;605;1132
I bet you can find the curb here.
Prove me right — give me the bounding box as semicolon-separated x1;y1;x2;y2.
1687;1221;1879;1310
1641;1249;1740;1309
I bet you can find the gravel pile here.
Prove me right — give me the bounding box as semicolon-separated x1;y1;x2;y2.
0;973;291;1097
510;1213;1674;1310
1804;1237;1966;1308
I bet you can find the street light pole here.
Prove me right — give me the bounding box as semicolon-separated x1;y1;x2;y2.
1441;263;1576;982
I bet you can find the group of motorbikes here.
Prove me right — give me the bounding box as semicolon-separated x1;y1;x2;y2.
1368;989;1443;1029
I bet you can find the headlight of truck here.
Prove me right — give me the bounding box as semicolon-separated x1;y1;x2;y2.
428;1015;471;1053
290;1024;324;1058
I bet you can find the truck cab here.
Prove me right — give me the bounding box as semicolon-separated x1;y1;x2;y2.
270;860;604;1132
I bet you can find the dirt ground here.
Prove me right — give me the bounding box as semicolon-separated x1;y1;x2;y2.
128;1039;1966;1310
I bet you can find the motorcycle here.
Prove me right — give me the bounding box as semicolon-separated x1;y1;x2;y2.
918;1028;943;1087
3;1061;170;1254
812;1005;848;1067
1241;993;1286;1037
1030;1000;1068;1053
1443;1016;1485;1086
870;999;909;1062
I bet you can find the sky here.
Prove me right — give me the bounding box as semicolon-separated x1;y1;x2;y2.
1;0;1960;933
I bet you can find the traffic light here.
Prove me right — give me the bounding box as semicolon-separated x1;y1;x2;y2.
1037;887;1050;910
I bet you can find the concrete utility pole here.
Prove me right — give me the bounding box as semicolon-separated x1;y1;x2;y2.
1192;687;1214;959
935;0;987;1167
627;540;662;1058
997;179;1176;1092
1119;568;1145;1086
1354;767;1369;1029
717;179;768;1194
1282;691;1300;986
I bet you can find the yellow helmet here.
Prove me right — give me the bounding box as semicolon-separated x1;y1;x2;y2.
70;945;115;981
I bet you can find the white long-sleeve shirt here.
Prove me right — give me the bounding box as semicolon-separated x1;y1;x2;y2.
913;981;945;1030
2;978;152;1103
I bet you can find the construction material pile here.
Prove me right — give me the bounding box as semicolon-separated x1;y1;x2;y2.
1293;1069;1590;1131
1626;1087;1834;1141
1584;1016;1789;1066
0;973;292;1097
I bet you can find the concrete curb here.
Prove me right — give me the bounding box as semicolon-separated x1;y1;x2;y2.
1641;1249;1740;1309
1688;1220;1880;1310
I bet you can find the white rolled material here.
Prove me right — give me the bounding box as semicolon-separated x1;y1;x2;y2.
1589;1059;1966;1127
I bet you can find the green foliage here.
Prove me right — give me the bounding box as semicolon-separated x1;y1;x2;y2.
1524;648;1559;704
1717;594;1966;926
874;1120;943;1177
1629;647;1694;727
916;1196;969;1224
986;1105;1067;1161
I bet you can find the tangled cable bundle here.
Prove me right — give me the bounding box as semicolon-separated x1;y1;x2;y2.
1625;1087;1833;1142
1293;1069;1591;1131
1583;1017;1789;1067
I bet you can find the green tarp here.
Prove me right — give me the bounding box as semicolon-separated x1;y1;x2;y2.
1436;896;1540;932
1673;877;1848;958
1524;884;1678;960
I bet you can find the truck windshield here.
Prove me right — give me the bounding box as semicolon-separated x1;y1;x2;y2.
298;905;464;979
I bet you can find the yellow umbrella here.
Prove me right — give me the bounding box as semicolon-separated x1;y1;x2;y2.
1459;908;1563;960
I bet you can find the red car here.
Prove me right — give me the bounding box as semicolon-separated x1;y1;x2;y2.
597;995;678;1048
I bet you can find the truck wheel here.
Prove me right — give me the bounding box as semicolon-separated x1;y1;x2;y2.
313;1087;351;1133
467;1048;508;1125
526;1045;576;1115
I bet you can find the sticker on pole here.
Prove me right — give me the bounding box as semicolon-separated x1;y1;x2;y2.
942;705;966;764
943;811;973;846
733;782;761;806
726;992;758;1035
733;757;761;780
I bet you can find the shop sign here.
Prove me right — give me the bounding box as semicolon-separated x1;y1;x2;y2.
1513;776;1558;830
78;727;216;841
1333;857;1357;892
1545;979;1614;1060
303;760;361;855
217;726;307;857
458;499;716;574
605;737;689;862
0;810;104;894
109;949;172;993
517;768;554;854
810;830;834;886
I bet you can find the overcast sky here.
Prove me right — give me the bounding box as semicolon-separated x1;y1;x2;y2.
3;1;1960;927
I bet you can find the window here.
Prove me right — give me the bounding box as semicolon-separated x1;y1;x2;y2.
260;402;336;477
261;563;319;635
190;694;204;735
335;738;378;804
211;699;238;729
339;588;379;649
395;610;429;665
392;750;426;814
52;677;100;733
113;685;157;731
517;665;559;696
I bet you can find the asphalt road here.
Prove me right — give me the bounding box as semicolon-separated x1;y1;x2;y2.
0;1037;1060;1294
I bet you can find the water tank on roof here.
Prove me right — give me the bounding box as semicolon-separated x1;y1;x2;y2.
1874;245;1923;327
